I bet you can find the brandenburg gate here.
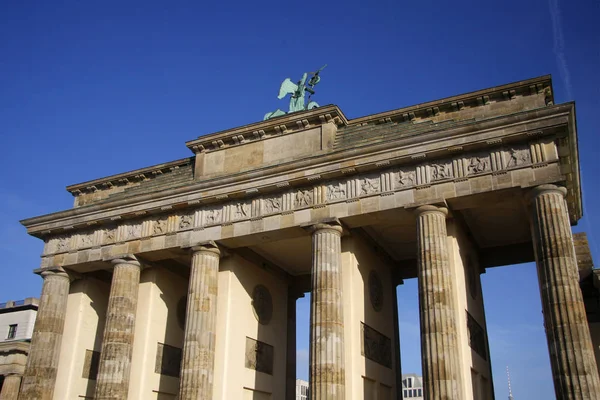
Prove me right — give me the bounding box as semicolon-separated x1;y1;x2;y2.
16;75;600;399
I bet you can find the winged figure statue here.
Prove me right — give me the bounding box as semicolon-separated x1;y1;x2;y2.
264;65;327;120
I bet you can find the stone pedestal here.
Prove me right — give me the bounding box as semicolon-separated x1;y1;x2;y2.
309;221;345;400
0;374;21;400
94;256;142;400
415;205;461;400
19;269;70;400
178;243;220;400
529;185;600;399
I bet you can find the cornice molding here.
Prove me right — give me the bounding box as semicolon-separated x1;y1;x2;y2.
21;104;576;236
184;105;347;154
349;75;552;126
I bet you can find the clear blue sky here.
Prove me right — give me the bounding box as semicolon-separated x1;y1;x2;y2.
1;1;599;398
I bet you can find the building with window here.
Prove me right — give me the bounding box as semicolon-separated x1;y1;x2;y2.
402;374;424;399
0;298;39;399
296;379;309;400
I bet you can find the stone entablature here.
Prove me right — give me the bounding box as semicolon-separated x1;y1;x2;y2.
61;77;553;210
37;137;565;269
66;158;194;207
350;76;552;127
25;106;570;267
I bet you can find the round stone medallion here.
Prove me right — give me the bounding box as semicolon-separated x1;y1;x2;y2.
252;284;273;325
369;270;383;312
177;296;187;330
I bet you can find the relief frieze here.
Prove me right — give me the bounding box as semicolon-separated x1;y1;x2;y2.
505;146;531;168
466;154;491;176
232;202;251;221
179;214;193;230
263;196;282;214
245;337;274;375
204;208;222;226
153;217;168;235
397;169;416;187
361;322;392;368
327;181;347;201
42;143;543;255
295;189;313;207
430;161;452;181
359;176;380;196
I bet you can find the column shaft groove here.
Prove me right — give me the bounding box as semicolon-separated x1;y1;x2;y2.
18;270;70;400
415;206;461;400
94;258;141;400
530;185;600;399
178;244;220;400
309;223;345;400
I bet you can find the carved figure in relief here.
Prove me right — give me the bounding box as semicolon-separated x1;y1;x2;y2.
264;197;281;213
295;190;313;207
234;203;249;219
206;209;221;225
126;224;141;238
80;234;93;247
507;148;530;167
179;215;192;229
398;170;415;186
56;238;69;252
327;183;346;200
431;164;450;180
468;156;489;174
105;229;115;242
154;219;167;235
360;178;380;195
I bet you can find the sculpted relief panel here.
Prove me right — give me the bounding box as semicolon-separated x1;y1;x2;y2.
43;143;540;256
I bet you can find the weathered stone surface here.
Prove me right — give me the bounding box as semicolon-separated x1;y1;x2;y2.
529;185;600;399
415;205;461;400
0;374;21;400
18;269;70;400
94;256;141;400
178;243;220;400
310;221;345;400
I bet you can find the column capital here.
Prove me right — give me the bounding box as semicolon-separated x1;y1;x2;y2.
110;254;141;268
188;240;221;257
414;204;448;218
527;184;567;202
34;266;78;282
305;218;343;235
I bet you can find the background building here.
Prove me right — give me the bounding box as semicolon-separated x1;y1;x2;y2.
401;374;423;399
296;379;308;400
0;298;38;399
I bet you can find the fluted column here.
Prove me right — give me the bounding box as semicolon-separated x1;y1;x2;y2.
529;185;600;399
18;268;70;400
415;205;461;400
178;242;220;400
0;374;21;400
309;221;345;400
94;256;142;400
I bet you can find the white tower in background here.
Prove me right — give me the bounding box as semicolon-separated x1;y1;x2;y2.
507;366;514;400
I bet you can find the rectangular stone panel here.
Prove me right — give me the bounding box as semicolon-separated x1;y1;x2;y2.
82;349;100;380
360;322;392;368
245;337;274;375
466;311;487;360
155;343;182;378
